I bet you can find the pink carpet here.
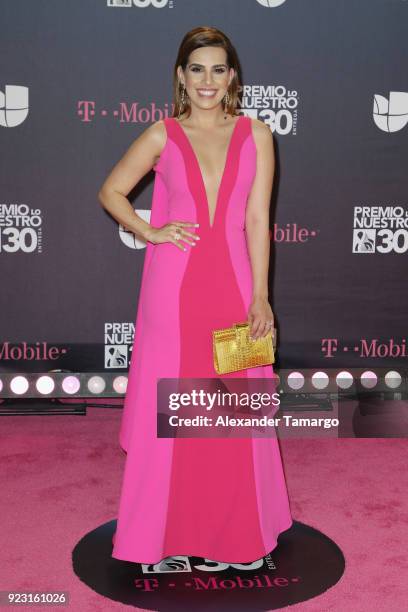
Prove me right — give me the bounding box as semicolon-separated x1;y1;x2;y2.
0;402;407;611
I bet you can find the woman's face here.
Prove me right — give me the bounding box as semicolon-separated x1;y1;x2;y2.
177;46;234;112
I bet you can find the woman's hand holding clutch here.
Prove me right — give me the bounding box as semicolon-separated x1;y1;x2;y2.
247;296;275;341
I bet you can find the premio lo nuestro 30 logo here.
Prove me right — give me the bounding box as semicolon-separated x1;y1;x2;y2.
256;0;287;7
107;0;170;7
0;203;43;254
352;206;408;254
104;322;135;368
240;84;298;135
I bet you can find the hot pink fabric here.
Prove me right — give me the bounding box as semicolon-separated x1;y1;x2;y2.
112;115;293;563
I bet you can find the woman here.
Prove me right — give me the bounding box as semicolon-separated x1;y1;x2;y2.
98;26;293;564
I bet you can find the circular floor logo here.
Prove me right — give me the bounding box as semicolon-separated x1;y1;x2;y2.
72;520;345;609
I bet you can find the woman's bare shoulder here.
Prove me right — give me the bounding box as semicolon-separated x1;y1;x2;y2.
249;117;273;138
248;117;274;151
128;119;168;165
141;118;167;148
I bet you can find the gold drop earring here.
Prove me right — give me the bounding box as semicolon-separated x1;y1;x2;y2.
178;83;186;119
223;90;230;119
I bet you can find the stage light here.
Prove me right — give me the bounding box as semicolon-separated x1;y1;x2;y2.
287;371;305;390
113;376;128;394
87;376;106;394
62;376;81;394
36;375;55;394
335;371;354;389
311;371;330;390
384;370;402;389
0;369;405;407
360;371;377;389
10;376;29;394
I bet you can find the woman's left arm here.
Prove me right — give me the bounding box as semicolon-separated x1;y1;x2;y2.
245;118;275;340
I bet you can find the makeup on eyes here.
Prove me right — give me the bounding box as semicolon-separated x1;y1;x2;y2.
188;63;227;73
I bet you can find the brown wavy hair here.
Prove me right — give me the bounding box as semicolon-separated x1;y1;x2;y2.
172;26;242;119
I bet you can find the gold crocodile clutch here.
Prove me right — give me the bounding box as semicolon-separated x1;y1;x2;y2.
213;321;276;375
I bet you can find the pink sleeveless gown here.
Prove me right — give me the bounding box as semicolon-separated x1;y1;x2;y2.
111;114;293;563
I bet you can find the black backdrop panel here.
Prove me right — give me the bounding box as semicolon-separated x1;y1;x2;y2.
1;0;407;372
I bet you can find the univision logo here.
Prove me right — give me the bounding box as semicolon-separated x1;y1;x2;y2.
119;209;151;249
256;0;287;7
373;91;408;132
0;85;29;128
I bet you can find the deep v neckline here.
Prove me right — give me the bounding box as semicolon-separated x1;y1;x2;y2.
173;115;242;229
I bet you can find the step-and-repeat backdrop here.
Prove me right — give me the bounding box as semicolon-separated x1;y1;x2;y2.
1;0;407;373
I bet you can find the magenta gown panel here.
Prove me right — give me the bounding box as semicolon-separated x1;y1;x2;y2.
111;115;293;564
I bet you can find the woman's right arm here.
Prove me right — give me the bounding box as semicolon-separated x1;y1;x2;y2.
97;120;166;242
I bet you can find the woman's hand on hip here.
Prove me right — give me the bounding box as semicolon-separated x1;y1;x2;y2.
145;221;200;251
